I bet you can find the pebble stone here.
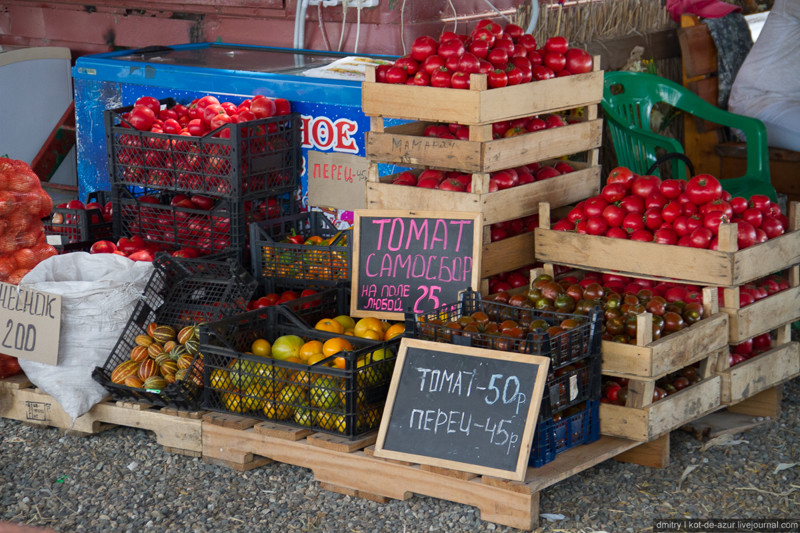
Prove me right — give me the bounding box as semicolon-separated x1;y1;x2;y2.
0;377;797;532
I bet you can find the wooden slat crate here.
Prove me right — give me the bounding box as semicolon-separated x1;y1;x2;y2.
367;165;600;227
201;412;657;531
0;374;204;456
599;356;723;442
535;202;800;287
361;66;603;125
720;265;800;343
602;287;729;378
365;118;603;174
717;319;800;405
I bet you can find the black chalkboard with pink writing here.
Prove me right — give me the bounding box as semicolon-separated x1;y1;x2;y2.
350;210;482;320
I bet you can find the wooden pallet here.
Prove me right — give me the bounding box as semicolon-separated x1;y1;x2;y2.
0;374;204;456
202;411;659;530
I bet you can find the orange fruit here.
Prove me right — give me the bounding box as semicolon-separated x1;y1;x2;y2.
251;338;271;357
315;318;345;334
299;340;324;363
322;337;354;357
359;329;383;341
353;317;384;338
307;353;327;366
384;323;405;341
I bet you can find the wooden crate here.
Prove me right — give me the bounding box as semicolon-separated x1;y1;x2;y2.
534;202;800;287
717;320;800;405
599;373;722;442
365;118;603;173
201;412;658;531
362;64;603;125
602;287;729;378
0;374;203;456
720;266;800;343
367;165;601;227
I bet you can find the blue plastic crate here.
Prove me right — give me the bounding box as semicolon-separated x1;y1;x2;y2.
529;400;600;468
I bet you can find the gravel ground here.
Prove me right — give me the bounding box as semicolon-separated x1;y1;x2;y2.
1;377;798;533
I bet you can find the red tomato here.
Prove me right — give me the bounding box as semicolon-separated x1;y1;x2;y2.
736;220;758;249
583;196;609;218
644;207;664;230
741;207;763;228
630;229;654;242
564;48;593;74
630;174;662;198
621;212;645;234
134;96;161;116
250;96;276;118
450;71;471;89
430;68;452;88
761;216;785;239
531;65;555;80
488;69;508;88
688;227;713;248
543;52;566;73
410;35;438;62
685;174;723;205
544;36;569;54
395;56;420;76
602;204;626;227
127;105;155;131
505;65;524;85
585;215;608;235
619;194;645;214
749;194;772;212
437;38;466;60
600;182;627;203
659;178;685;199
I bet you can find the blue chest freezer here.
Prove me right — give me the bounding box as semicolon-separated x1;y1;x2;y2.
72;43;396;219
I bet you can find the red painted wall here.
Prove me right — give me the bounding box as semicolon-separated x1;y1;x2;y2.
1;1;526;59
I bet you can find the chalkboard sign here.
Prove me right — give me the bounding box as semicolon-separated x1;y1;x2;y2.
374;338;549;481
350;209;482;320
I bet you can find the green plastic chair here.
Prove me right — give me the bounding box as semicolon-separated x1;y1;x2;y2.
601;71;777;201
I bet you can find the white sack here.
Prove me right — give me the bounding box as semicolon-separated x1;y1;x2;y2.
17;252;154;422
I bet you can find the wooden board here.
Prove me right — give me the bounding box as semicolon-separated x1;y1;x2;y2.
481;230;535;279
599;376;722;442
0;376;203;456
350;209;483;320
721;268;800;343
365;119;603;173
719;342;800;405
374;338;550;482
202;414;648;531
601;313;729;378
362;67;603;126
366;166;601;227
535;202;800;287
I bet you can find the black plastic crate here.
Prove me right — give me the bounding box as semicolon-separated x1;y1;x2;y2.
105;98;301;200
406;290;602;419
250;211;351;291
200;305;400;438
406;290;602;368
279;285;351;329
112;185;297;264
44;191;112;245
529;400;600;467
92;253;257;410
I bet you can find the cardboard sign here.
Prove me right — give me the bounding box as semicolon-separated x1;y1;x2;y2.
0;282;61;365
307;151;370;211
350;209;482;320
375;338;549;481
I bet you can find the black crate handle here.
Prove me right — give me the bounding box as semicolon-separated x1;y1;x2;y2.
644;152;695;178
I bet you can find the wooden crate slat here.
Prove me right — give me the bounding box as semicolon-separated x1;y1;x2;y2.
362;70;603;125
723;285;800;343
481;231;535;279
366;119;603;173
599;376;722;441
534;225;800;287
367;167;600;227
719;342;800;405
602;313;729;378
